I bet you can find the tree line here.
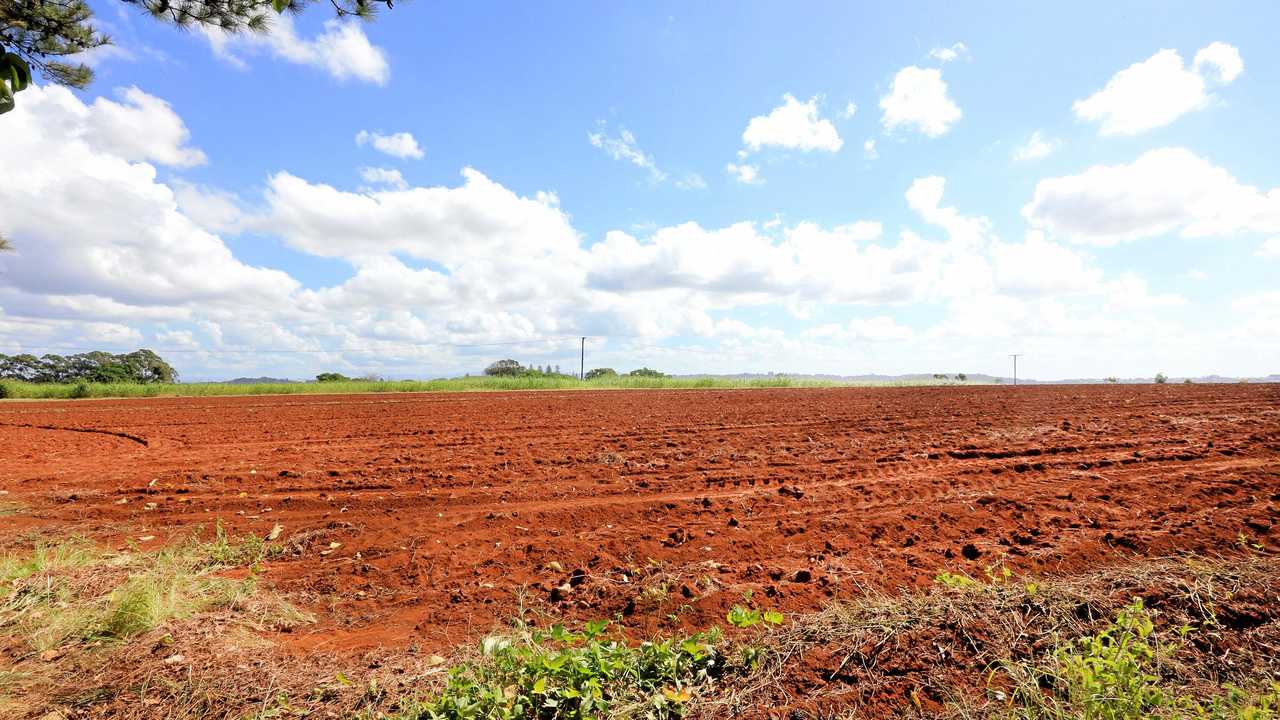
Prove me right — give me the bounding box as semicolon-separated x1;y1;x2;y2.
483;359;666;379
0;350;177;384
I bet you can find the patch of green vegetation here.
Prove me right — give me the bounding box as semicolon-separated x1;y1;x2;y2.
0;373;979;400
1001;597;1280;720
0;528;303;655
386;620;725;720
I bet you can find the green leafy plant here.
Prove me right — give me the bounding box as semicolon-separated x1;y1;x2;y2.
1001;597;1280;720
394;620;724;719
935;571;979;589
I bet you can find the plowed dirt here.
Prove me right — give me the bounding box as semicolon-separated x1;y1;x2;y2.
2;384;1278;656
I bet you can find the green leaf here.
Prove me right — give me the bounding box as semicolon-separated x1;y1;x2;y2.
5;55;32;93
272;0;289;12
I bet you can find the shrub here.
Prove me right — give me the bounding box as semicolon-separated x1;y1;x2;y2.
956;373;967;381
316;372;351;383
0;381;9;399
1106;377;1119;384
484;359;524;377
69;382;91;399
584;368;617;380
398;620;723;719
1155;372;1168;384
627;367;666;378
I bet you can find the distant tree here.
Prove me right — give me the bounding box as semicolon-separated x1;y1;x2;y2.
1154;372;1168;384
1;0;397;116
1105;377;1119;384
0;233;11;251
484;359;523;377
932;373;948;380
316;372;350;383
956;373;967;382
627;367;666;378
0;348;175;383
554;364;561;374
584;368;617;380
1183;378;1193;384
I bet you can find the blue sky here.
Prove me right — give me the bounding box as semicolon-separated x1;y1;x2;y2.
1;1;1278;380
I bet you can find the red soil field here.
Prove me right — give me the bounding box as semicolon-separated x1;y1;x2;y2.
2;384;1278;657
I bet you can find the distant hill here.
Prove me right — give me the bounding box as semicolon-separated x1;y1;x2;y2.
220;377;300;385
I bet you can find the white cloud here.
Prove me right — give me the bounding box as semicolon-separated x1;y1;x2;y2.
1023;147;1280;245
355;130;424;160
3;84;1238;381
281;176;549;258
741;94;843;153
201;15;389;85
172;181;246;234
359;166;407;190
674;173;707;190
41;85;207;168
863;138;878;159
1012;130;1060;161
928;42;969;63
842;101;857;119
879;66;961;137
725;162;762;184
588;126;666;183
1073;43;1242;136
1185;270;1208;281
0;85;297;315
1193;41;1244;83
1258;238;1280;258
804;316;915;342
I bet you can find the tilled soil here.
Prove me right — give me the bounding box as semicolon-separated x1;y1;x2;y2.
2;385;1278;656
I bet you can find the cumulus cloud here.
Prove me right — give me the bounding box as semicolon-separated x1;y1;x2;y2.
2;84;1225;380
1258;238;1280;258
879;66;961;137
35;85;208;168
741;94;843;153
355;130;424;160
359;166;407;190
201;15;389;85
0;85;297;316
725;162;762;184
863;138;878;160
1073;43;1242;136
841;101;857;119
1012;130;1060;161
928;42;969;63
1023;147;1280;245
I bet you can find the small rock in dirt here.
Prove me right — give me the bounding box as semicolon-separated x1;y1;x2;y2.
549;583;573;602
163;654;185;665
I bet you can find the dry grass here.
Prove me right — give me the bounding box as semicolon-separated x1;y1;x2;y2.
4;544;1277;719
699;555;1280;719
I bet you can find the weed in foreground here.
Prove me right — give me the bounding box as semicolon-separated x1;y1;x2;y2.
999;597;1280;720
386;620;725;720
1;528;298;655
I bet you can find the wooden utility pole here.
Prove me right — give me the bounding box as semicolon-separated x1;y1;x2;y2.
580;337;586;380
1010;353;1023;386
